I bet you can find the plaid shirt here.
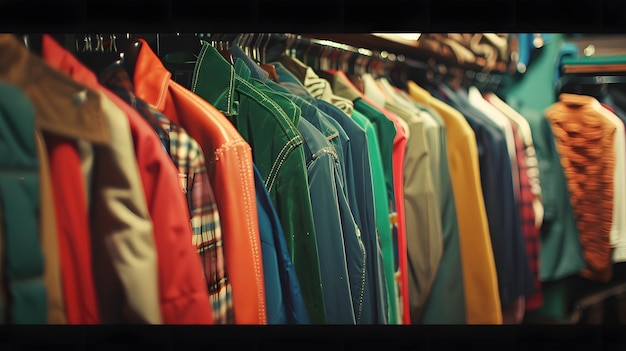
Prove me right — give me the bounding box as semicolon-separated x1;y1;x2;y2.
100;64;234;324
511;124;542;311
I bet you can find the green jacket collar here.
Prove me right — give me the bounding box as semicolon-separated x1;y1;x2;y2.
192;42;238;117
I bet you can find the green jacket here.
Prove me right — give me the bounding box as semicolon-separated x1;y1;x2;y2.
191;43;326;324
0;83;48;324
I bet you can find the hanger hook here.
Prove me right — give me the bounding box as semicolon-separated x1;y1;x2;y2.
83;34;92;52
109;34;118;52
95;34;105;52
74;34;81;52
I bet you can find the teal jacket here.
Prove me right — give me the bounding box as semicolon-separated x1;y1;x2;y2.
0;83;48;324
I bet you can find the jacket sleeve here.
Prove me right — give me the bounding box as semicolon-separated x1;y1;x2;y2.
90;92;162;324
272;148;327;324
308;152;356;324
103;89;214;324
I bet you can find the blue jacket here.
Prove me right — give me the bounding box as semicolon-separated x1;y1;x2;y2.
254;165;310;324
273;61;388;324
230;46;366;323
299;118;362;324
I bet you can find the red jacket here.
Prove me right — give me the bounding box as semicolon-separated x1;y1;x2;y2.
132;39;268;324
47;136;101;324
41;35;214;324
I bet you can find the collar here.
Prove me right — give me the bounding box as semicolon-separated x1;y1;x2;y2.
229;45;270;83
272;62;316;99
301;99;340;142
378;77;420;115
101;62;170;143
132;38;172;111
559;93;602;109
362;73;387;107
281;81;313;99
0;34;109;144
276;60;355;114
323;70;362;102
407;81;433;103
467;86;482;101
437;83;464;106
249;72;339;142
234;56;253;82
278;55;309;83
272;62;303;86
41;34;100;87
100;62;139;108
191;41;238;117
298;118;339;163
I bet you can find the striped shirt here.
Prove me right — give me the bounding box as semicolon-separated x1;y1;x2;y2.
302;66;355;116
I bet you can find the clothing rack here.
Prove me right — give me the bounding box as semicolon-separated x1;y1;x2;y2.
55;32;511;94
6;32;626;327
282;33;509;93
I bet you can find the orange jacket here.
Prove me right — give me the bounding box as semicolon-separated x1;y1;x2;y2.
132;39;267;324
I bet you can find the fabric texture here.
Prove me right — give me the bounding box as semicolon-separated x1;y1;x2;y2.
100;65;232;324
133;38;265;324
42;35;214;324
510;123;543;311
545;93;616;283
271;61;389;324
408;81;502;324
438;84;529;311
253;165;311;324
190;42;323;323
0;83;48;324
36;128;67;324
364;74;443;324
0;35;109;324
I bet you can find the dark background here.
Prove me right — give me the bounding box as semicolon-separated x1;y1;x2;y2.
1;0;626;33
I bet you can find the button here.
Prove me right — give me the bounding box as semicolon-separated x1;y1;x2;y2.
73;89;88;105
533;34;544;48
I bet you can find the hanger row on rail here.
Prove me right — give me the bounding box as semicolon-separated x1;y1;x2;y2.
58;32;508;90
